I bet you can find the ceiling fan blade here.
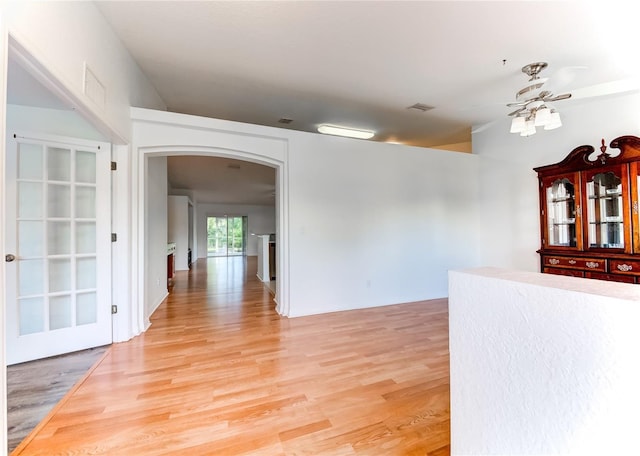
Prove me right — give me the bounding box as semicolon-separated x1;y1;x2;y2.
515;82;545;101
569;77;640;101
546;93;572;102
544;66;588;93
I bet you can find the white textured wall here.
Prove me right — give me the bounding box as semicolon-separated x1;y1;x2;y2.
449;267;640;455
196;203;275;258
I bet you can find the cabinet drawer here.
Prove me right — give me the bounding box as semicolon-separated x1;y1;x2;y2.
609;259;640;275
543;256;606;272
543;267;584;278
585;271;636;283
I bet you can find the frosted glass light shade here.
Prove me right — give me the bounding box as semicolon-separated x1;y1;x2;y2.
510;116;526;133
544;111;562;130
534;106;551;126
520;120;536;137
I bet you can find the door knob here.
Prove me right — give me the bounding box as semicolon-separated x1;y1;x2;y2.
5;254;16;262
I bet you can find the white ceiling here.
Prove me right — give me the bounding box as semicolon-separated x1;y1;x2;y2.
95;1;640;148
8;2;640;206
167;156;276;206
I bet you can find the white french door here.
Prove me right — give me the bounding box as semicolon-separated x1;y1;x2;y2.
5;133;112;365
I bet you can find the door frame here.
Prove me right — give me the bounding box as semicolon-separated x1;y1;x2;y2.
132;141;290;328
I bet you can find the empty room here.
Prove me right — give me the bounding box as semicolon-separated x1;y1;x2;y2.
2;2;640;455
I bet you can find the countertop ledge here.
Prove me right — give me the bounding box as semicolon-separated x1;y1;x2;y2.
452;267;640;302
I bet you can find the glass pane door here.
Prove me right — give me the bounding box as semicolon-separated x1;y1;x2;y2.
228;217;243;255
630;162;640;253
206;216;245;257
586;171;624;249
207;216;227;256
5;135;111;364
545;177;578;247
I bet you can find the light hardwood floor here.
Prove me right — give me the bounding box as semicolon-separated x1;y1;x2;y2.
13;256;450;455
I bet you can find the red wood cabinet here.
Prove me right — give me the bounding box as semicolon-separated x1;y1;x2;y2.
534;135;640;283
167;243;176;286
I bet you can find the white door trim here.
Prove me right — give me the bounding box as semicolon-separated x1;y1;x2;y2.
132;142;290;332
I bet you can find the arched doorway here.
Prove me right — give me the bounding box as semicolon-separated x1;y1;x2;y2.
131;124;290;336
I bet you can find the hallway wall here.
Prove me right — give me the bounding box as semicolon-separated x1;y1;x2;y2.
131;108;481;318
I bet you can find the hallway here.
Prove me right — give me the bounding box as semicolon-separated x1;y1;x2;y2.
13;256;450;455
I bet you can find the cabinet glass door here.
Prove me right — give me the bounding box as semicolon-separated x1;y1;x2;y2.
585;169;627;249
630;162;640;253
544;174;580;248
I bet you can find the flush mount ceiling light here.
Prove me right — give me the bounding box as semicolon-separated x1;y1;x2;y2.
507;62;571;137
317;124;375;140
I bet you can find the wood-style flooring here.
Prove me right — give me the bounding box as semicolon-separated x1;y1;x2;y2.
13;256;450;455
7;346;109;453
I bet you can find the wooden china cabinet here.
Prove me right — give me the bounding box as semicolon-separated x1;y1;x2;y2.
534;135;640;283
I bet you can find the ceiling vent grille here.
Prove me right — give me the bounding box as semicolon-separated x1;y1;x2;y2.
278;118;293;124
407;103;434;112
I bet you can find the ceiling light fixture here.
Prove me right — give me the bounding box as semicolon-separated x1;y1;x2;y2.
507;62;571;137
317;124;375;140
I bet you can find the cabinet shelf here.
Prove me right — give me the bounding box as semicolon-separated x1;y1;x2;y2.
588;193;622;200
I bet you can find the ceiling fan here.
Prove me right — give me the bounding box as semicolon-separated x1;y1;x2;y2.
471;61;639;136
507;62;572;136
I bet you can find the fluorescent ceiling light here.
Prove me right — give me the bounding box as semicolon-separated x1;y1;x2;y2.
317;124;375;139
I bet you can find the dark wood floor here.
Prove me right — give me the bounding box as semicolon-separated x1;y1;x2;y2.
13;256;450;455
7;346;109;453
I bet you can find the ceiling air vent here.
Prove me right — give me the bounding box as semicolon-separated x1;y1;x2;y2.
278;118;293;124
407;103;434;112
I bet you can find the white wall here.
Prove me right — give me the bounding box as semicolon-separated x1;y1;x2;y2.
473;92;640;272
2;1;166;142
196;203;275;258
287;132;480;316
131;108;482;318
6;105;105;140
167;195;190;270
145;156;168;320
449;267;640;455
